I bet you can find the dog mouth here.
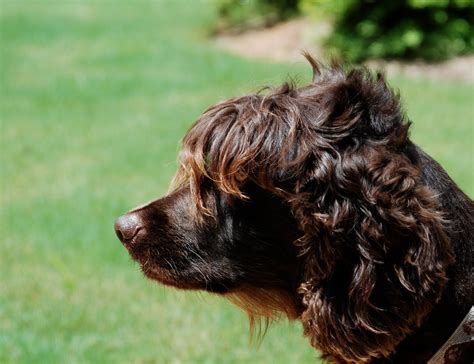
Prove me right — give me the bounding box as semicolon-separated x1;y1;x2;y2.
130;250;181;286
125;244;192;285
139;260;212;290
128;246;232;292
126;243;161;268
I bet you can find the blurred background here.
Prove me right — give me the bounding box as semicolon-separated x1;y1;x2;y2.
1;1;472;363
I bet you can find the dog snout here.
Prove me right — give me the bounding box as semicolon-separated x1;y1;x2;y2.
114;213;143;245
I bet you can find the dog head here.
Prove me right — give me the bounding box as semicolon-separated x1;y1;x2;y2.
115;55;453;362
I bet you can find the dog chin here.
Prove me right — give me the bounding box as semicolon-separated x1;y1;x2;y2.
139;264;200;290
141;265;182;287
140;264;235;293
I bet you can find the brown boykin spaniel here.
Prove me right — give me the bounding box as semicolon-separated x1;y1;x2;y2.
115;55;473;363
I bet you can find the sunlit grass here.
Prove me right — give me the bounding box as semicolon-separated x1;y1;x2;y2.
1;1;472;363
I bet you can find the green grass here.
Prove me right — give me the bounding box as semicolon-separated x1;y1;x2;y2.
1;1;472;363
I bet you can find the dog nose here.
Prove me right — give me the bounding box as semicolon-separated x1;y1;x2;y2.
114;213;143;245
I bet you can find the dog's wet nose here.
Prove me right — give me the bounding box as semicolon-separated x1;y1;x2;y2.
114;213;143;245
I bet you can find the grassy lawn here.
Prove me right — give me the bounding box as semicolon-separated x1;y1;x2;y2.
1;1;472;363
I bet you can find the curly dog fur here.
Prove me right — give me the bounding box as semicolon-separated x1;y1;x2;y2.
115;55;473;363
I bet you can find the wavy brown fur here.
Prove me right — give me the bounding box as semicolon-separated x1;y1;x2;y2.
115;55;474;363
171;56;455;362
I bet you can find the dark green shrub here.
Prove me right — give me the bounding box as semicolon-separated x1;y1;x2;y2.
303;0;474;62
214;0;473;61
214;0;299;33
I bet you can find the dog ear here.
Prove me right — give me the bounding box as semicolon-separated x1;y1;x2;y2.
291;144;454;362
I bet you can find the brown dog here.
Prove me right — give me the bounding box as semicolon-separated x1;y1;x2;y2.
115;55;473;363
